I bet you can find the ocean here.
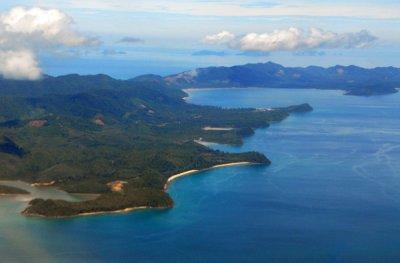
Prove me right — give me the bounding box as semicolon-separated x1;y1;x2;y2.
1;88;400;262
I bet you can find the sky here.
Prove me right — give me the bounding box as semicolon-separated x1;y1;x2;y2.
0;0;399;79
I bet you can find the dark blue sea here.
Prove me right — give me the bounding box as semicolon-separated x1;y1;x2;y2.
1;88;400;263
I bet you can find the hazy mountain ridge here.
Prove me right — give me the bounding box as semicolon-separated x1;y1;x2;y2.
0;62;398;98
164;62;400;96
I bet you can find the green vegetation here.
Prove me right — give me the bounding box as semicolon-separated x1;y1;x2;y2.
23;188;173;217
164;62;400;96
0;185;30;195
0;76;312;217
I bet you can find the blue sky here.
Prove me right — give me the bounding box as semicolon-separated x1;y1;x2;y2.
0;0;399;79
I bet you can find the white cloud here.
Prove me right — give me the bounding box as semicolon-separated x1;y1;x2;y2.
203;31;236;44
0;7;99;80
0;50;41;80
204;27;377;52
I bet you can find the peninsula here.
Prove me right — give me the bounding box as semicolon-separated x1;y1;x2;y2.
0;74;313;218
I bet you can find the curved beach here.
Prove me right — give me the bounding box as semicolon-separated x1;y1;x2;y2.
22;162;262;218
163;162;260;191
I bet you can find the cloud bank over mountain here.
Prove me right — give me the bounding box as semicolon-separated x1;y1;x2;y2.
204;27;377;53
0;7;99;80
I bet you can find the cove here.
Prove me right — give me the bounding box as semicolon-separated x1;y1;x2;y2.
1;88;399;262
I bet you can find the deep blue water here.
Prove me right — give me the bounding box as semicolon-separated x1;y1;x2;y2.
1;88;400;263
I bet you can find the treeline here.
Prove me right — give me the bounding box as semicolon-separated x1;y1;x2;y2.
23;188;173;217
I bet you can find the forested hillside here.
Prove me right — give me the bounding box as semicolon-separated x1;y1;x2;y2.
0;76;312;217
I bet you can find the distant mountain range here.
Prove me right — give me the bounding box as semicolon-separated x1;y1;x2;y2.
162;62;400;96
0;62;399;97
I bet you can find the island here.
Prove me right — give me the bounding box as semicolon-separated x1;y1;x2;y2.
0;73;313;218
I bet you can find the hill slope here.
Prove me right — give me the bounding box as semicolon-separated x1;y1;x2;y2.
164;62;400;96
0;77;312;217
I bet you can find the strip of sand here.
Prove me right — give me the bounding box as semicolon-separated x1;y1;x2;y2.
22;162;263;218
164;162;259;190
24;206;166;219
202;126;235;131
183;87;248;92
31;181;56;187
77;206;151;217
54;162;260;217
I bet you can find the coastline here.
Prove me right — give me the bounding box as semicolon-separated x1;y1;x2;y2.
78;206;151;217
163;162;261;191
21;161;263;218
30;181;56;187
183;87;248;92
24;206;171;219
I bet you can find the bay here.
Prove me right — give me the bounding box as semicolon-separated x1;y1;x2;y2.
1;88;400;262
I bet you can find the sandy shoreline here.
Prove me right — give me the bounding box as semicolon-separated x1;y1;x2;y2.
24;206;170;219
19;162;262;218
163;162;260;190
77;206;158;217
183;87;254;92
60;162;261;218
31;181;56;187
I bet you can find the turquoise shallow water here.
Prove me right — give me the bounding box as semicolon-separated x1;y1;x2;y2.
1;88;400;262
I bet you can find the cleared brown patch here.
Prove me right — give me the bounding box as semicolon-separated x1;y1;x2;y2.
28;120;48;127
94;119;105;126
202;126;234;131
107;181;128;193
